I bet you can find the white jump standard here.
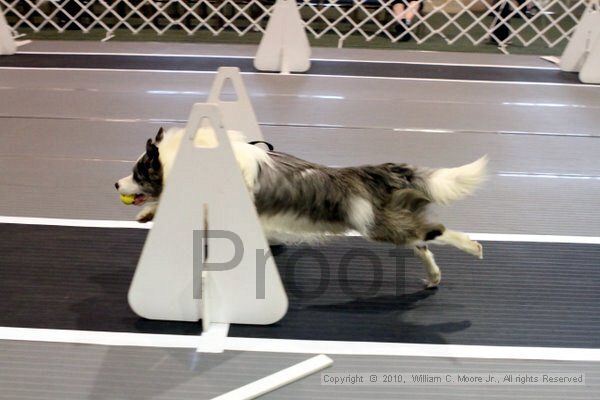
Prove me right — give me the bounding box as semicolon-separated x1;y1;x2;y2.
128;102;289;328
254;0;311;73
127;68;289;331
0;7;16;55
207;67;265;142
559;5;600;84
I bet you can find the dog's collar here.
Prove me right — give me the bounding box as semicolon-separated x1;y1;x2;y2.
247;140;274;151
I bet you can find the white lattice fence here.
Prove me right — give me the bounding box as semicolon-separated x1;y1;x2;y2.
0;0;593;48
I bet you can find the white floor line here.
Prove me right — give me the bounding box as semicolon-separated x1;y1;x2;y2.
224;337;600;362
0;67;589;87
311;59;559;70
0;326;599;362
0;66;216;75
2;215;599;245
468;233;600;245
0;327;198;348
0;215;151;229
298;73;591;88
17;51;557;70
19;51;254;59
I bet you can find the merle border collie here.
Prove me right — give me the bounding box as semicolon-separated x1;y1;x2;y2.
116;127;487;287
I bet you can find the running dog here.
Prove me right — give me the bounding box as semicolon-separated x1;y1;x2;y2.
115;127;487;287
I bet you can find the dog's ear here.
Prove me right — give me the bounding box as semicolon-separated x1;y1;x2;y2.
146;138;156;154
146;139;161;170
155;127;164;143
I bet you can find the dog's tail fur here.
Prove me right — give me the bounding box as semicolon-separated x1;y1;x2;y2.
424;156;488;205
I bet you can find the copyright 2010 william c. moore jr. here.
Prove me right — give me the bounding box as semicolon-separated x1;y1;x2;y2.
321;372;585;386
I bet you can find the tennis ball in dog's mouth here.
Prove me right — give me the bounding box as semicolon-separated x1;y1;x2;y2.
120;194;136;205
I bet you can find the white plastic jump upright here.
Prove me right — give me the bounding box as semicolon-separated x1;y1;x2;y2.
0;7;17;55
207;67;264;142
559;5;600;84
254;0;311;73
128;71;288;328
579;25;600;84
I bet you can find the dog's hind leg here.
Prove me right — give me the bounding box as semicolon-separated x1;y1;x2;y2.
430;229;483;259
414;244;441;288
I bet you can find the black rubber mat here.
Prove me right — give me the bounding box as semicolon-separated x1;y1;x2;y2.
0;53;581;84
1;223;599;347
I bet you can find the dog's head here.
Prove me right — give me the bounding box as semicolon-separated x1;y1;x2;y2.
115;127;165;206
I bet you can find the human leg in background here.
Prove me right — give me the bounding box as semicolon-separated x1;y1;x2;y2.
392;0;424;41
516;0;540;17
489;0;513;45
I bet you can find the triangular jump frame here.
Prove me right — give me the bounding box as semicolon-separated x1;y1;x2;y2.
0;7;17;55
559;4;600;83
254;0;311;73
128;103;288;329
208;67;264;142
579;2;600;84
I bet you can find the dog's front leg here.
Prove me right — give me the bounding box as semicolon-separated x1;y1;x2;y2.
136;203;158;223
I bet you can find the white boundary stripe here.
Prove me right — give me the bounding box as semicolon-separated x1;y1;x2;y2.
0;327;198;348
224;337;600;362
346;230;600;245
0;215;151;229
17;51;558;70
469;233;600;245
0;327;599;362
311;59;558;70
0;66;216;75
0;67;589;87
2;215;599;245
19;51;254;59
298;73;590;88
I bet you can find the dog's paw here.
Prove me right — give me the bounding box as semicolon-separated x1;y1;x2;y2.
465;240;483;259
473;241;483;259
422;269;441;289
136;208;155;223
421;278;440;289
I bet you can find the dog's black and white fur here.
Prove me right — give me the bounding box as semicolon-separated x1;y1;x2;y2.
116;127;487;287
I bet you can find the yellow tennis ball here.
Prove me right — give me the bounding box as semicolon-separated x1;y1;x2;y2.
120;194;136;205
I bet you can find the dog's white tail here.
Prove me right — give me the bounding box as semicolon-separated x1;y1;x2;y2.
426;156;488;205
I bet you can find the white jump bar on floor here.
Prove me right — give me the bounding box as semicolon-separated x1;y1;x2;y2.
210;354;333;400
2;215;600;245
